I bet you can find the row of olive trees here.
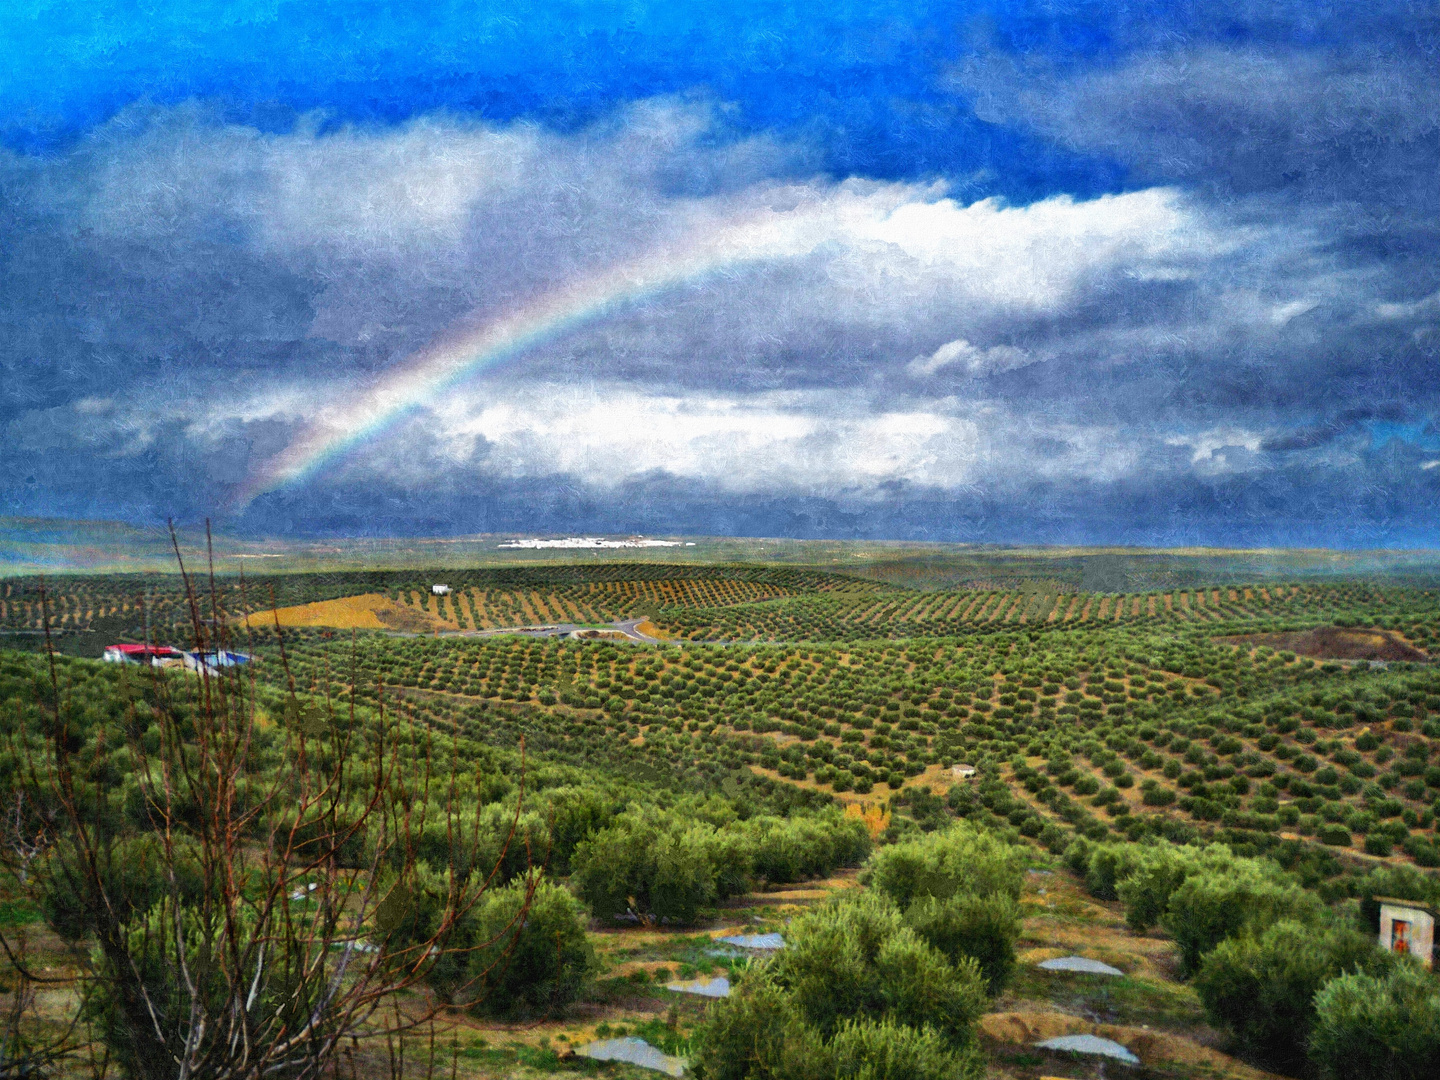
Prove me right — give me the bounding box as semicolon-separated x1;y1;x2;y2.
570;807;871;925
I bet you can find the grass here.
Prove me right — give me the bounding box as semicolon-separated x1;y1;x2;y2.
0;899;42;928
460;1041;600;1075
1006;966;1207;1031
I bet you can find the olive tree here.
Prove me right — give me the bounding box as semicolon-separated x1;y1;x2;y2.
691;891;987;1080
1310;963;1440;1080
6;540;524;1079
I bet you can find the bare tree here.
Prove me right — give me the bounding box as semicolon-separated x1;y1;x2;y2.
0;525;539;1079
1;790;51;888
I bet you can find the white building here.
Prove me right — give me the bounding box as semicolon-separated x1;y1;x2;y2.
431;584;451;595
1377;897;1435;969
103;644;183;665
181;650;252;675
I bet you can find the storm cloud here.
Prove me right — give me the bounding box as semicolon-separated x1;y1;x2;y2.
2;2;1437;543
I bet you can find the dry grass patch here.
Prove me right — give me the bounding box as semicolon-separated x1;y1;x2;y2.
981;1011;1283;1080
241;593;452;632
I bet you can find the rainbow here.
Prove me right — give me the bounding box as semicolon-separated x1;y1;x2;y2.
234;201;849;506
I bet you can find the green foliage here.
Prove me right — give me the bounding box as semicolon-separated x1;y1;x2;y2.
1160;856;1323;974
572;812;718;924
573;807;869;925
428;875;595;1019
863;823;1024;994
1082;844;1130;901
692;891;987;1080
1310;963;1440;1080
774;891;984;1044
1317;823;1352;846
1114;846;1195;932
688;968;806;1080
745;811;872;884
864;823;1024;908
538;785;616;875
1193;920;1391;1074
902;893;1021;994
825;1018;985;1080
40;834;208;942
1062;837;1093;873
86;896;331;1079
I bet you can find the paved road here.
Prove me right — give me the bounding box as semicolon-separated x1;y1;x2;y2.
420;618;663;644
612;617;662;643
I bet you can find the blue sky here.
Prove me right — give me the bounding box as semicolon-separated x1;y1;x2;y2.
2;2;1438;544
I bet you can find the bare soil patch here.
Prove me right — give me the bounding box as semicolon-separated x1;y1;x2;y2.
980;1011;1282;1080
1217;625;1426;662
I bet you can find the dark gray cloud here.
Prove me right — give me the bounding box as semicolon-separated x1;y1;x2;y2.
959;44;1440;196
3;55;1439;543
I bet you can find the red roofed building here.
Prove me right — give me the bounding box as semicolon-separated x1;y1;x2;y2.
102;644;184;665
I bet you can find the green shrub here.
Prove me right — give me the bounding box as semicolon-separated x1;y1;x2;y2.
1062;837;1092;873
541;785;616;875
40;833;208;942
745;810;871;885
1317;824;1352;846
1141;785;1176;806
1082;844;1132;901
689;967;806;1080
427;875;595;1019
691;891;987;1080
1364;833;1392;856
1161;861;1323;974
701;828;756;900
864;822;1024;908
1194;920;1390;1075
777;891;986;1044
825;1017;985;1080
84;895;332;1078
1310;963;1440;1080
1114;846;1194;932
860;823;1025;995
902;892;1022;993
572;813;717;924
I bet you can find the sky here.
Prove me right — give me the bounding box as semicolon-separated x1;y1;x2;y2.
2;1;1438;546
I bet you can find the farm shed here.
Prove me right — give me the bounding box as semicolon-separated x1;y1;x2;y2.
431;584;451;595
1377;897;1435;968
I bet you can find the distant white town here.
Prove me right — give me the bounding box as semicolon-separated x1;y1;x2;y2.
497;536;694;550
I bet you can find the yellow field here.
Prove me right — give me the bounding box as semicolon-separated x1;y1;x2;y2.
240;593;452;632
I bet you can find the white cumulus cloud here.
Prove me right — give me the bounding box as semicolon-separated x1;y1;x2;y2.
908;339;1033;377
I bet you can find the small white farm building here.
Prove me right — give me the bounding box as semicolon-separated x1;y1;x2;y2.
1377;897;1435;969
431;584;451;596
